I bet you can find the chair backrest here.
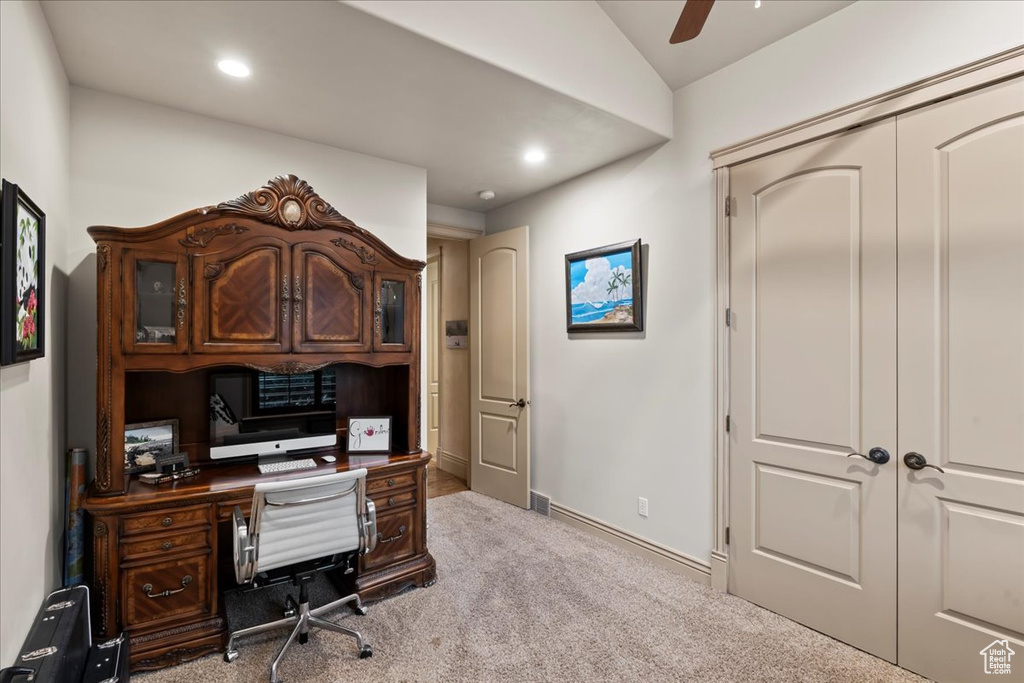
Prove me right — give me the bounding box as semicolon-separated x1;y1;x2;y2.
246;468;369;576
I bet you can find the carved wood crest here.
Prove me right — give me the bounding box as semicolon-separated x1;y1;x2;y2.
180;224;249;248
217;175;359;232
331;237;379;265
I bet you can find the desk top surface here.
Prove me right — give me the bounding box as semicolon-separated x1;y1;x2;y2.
83;450;429;513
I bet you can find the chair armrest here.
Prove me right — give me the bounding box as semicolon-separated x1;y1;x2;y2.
363;499;377;554
232;506;255;584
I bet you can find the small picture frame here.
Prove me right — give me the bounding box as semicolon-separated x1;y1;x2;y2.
124;419;179;474
347;416;392;454
565;238;643;333
1;179;46;365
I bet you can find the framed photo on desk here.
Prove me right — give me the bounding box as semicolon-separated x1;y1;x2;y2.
347;416;391;453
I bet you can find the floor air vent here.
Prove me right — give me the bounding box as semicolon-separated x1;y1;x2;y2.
530;491;551;517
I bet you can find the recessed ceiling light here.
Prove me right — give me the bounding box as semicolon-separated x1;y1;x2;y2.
478;190;496;201
523;148;547;164
217;59;251;78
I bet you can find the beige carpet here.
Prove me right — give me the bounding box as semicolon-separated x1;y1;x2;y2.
138;491;926;682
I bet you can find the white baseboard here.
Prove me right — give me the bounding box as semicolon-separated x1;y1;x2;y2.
710;550;728;592
549;501;711;585
438;449;468;480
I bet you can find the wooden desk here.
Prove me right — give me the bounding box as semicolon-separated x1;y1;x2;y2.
82;451;436;671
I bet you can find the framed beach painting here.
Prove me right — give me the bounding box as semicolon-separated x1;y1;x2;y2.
1;180;46;365
565;239;643;333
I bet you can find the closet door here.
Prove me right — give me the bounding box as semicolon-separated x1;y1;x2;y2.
729;119;897;661
897;77;1024;682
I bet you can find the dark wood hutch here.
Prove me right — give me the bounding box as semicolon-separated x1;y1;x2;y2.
81;175;435;671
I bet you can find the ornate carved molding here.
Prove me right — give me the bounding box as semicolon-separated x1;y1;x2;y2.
203;263;224;280
131;617;225;644
331;237;379;265
350;273;365;290
180;223;248;248
92;520;110;635
97;244;110;271
134;644;220;671
217;175;358;232
245;360;332;375
96;243;114;492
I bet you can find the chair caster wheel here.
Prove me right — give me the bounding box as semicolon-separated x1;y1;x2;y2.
224;649;239;663
299;632;309;645
359;645;373;659
354;605;368;616
283;609;297;618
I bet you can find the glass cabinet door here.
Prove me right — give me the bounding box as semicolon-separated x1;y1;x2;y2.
373;271;414;352
123;250;188;354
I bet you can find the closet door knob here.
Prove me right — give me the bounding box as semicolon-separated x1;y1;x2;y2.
904;452;944;473
847;447;890;464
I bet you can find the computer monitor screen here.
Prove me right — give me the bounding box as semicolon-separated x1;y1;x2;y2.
209;369;337;459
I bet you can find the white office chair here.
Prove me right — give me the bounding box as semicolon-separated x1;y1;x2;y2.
224;468;377;683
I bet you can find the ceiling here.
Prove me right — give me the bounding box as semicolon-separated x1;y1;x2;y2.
598;0;855;91
40;0;664;212
40;0;855;213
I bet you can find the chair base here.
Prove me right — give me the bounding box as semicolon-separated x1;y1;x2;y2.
224;589;371;683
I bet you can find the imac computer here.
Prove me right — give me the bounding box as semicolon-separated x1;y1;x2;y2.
210;369;337;461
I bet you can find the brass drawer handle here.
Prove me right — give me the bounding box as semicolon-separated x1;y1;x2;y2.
141;575;192;599
386;479;396;487
377;526;406;544
161;517;173;527
161;541;173;551
387;497;395;506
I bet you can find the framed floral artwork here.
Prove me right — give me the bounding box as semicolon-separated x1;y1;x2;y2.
1;180;46;365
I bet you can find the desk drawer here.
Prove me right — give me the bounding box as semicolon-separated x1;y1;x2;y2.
367;471;416;495
122;505;209;536
369;489;415;511
123;552;210;629
363;508;416;570
121;529;209;561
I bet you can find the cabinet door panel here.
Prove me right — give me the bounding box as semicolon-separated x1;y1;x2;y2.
373;270;415;353
192;237;290;353
293;244;372;353
123;250;188;354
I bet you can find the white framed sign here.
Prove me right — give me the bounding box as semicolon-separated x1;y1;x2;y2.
347;416;392;453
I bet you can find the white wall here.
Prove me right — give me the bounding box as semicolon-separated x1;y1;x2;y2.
486;0;1024;565
0;0;70;666
427;203;485;232
67;87;428;459
346;0;673;138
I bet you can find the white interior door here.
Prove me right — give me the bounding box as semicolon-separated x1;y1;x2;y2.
896;76;1024;683
728;120;898;661
426;256;440;457
469;226;530;508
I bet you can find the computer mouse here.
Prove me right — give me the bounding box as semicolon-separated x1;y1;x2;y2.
322;455;337;463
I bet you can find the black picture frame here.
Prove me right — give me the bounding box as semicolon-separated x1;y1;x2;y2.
124;419;180;474
1;179;46;365
565;239;643;333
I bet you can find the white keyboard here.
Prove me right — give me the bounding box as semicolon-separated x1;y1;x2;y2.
258;458;317;474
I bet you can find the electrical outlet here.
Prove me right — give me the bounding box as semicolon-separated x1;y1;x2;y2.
638;497;648;518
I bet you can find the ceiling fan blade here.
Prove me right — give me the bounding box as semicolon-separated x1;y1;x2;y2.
670;0;715;44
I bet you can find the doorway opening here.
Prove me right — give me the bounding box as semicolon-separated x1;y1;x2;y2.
425;235;471;498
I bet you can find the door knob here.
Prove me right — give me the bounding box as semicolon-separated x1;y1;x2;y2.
847;447;890;464
508;398;527;408
903;452;944;473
